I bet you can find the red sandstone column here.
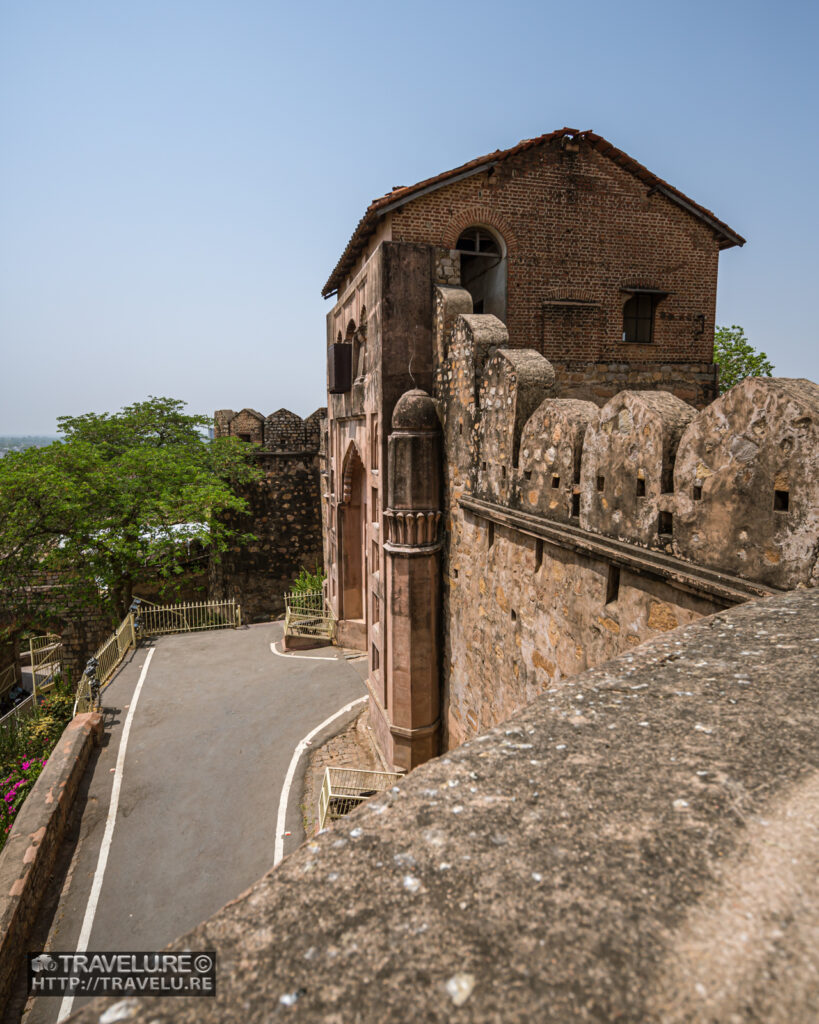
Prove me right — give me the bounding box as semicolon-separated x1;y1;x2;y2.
382;389;442;771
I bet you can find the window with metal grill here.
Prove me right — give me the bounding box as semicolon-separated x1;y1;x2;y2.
622;292;659;344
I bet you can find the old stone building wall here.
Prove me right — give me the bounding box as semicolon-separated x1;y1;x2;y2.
215;408;265;443
325;130;745;411
3;590;118;687
210;407;326;621
321;130;750;769
435;307;819;748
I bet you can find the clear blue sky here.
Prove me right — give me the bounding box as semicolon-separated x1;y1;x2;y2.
1;0;817;434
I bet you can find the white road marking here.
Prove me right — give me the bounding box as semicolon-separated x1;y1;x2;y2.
57;647;156;1022
270;640;337;661
273;695;368;866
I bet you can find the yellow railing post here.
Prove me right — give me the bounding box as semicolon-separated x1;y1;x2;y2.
29;636;39;709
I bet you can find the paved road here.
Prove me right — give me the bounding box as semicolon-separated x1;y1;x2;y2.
21;622;366;1023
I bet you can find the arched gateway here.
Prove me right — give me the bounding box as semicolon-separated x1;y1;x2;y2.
338;442;367;625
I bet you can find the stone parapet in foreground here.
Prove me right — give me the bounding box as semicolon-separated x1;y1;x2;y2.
69;591;819;1022
0;712;103;1010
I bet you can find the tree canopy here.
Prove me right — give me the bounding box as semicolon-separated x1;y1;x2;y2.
0;397;261;627
714;325;774;392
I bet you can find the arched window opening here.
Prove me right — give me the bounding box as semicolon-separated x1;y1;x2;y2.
456;226;507;322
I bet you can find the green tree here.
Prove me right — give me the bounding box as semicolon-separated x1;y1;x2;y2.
0;397;261;625
713;325;774;392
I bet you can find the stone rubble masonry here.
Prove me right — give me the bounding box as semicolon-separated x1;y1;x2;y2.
435;305;819;748
65;588;819;1024
2;580;119;686
210;406;327;622
0;712;103;1011
551;358;718;408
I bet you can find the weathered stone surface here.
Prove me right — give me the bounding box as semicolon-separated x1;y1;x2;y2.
580;389;696;548
673;376;819;587
433;284;471;370
68;589;819;1024
518;398;598;521
0;713;102;1010
210;407;325;621
475;348;555;507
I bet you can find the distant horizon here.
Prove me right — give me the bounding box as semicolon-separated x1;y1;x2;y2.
2;1;817;434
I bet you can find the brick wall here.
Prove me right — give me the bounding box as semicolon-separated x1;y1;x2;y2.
390;138;720;377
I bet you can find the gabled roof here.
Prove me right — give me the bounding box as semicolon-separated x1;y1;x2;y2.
322;128;745;298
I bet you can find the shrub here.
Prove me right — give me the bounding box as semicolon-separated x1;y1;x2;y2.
292;563;326;594
0;680;76;848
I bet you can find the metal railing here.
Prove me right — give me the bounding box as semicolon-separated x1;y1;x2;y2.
0;661;29;731
0;636;62;730
0;693;38;731
139;598;241;637
28;633;63;698
72;673;94;717
0;662;18;703
284;590;335;640
72;598;242;716
97;615;137;688
318;767;402;830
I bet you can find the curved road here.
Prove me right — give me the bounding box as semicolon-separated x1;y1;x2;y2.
21;621;367;1024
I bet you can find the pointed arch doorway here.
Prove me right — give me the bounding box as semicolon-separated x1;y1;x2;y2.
338;442;367;648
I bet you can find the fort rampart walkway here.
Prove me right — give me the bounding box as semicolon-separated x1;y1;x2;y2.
21;622;366;1023
65;587;819;1024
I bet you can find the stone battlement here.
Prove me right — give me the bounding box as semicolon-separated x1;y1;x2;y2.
210;405;328;621
214;406;326;453
437;299;819;592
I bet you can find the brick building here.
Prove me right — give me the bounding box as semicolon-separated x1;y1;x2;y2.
322;128;754;770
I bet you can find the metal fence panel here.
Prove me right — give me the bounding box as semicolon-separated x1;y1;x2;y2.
0;662;18;703
318;767;403;829
29;633;63;698
139;598;240;637
0;693;37;731
95;614;136;688
284;591;335;640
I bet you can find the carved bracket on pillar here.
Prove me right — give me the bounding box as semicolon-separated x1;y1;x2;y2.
383;509;443;553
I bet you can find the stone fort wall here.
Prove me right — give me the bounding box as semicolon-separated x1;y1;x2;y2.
211;406;326;621
434;295;819;748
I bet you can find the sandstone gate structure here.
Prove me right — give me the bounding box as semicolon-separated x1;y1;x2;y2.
320;127;818;771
